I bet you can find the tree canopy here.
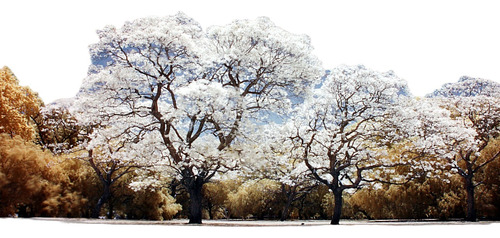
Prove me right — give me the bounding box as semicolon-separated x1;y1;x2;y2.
0;66;42;140
74;13;322;224
1;13;500;224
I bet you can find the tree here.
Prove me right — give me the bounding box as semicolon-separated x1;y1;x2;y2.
225;179;282;219
442;96;500;221
0;134;87;217
202;180;240;219
0;66;42;140
36;99;152;218
475;138;500;219
75;13;322;223
432;97;500;221
33;98;85;154
397;93;500;221
427;76;500;98
107;171;182;220
286;65;410;224
120;187;182;220
85;125;162;218
348;176;466;220
246;125;317;221
0;67;91;217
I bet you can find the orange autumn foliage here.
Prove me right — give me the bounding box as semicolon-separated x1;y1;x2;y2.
0;134;87;217
0;66;42;140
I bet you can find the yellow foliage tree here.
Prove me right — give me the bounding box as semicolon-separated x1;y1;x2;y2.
225;179;282;219
0;66;42;140
348;177;466;220
0;134;87;217
474;138;500;219
203;180;241;219
118;187;182;220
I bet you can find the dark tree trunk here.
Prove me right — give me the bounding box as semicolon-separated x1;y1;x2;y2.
280;199;293;221
184;176;204;224
107;198;114;219
207;203;214;220
465;175;477;222
280;186;296;221
17;205;32;218
92;183;111;218
331;189;343;225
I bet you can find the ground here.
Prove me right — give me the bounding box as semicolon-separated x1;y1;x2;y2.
2;218;498;238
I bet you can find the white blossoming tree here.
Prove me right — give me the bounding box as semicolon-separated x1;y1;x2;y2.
74;13;322;223
405;96;500;221
243;123;317;221
389;72;500;222
286;65;411;225
427;76;500;98
37;99;157;218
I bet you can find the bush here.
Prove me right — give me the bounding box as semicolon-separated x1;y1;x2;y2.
0;134;87;217
226;179;281;219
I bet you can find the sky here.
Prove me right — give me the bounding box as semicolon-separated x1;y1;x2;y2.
1;0;499;103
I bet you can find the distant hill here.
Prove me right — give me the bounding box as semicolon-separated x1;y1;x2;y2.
426;76;500;98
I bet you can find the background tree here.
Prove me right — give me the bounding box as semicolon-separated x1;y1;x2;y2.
424;77;500;220
121;187;181;220
106;171;182;220
348;176;466;220
0;66;42;140
35;99;159;218
396;92;500;221
75;13;322;224
474;138;500;219
286;65;410;224
202;179;241;219
246;125;318;221
0;134;87;217
33;99;85;154
434;96;500;221
427;76;500;98
0;68;91;217
225;179;282;219
84;126;162;218
276;167;317;221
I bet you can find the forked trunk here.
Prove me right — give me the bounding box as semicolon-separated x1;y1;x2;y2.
331;189;343;225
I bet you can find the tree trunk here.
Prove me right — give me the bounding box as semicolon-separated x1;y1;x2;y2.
92;183;111;218
207;203;214;220
17;205;32;218
465;176;477;222
280;187;295;221
280;199;293;221
107;198;114;219
185;178;204;224
331;189;343;225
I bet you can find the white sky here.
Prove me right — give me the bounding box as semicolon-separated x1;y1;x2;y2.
1;0;499;103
